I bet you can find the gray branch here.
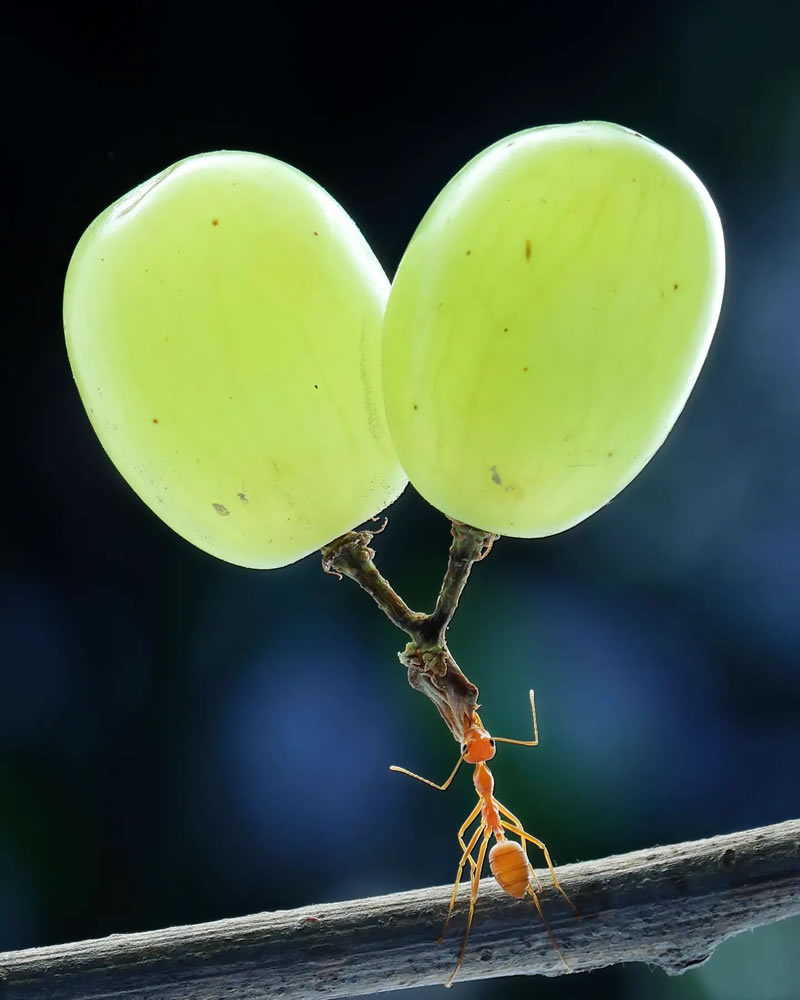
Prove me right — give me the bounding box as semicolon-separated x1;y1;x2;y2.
2;819;798;1000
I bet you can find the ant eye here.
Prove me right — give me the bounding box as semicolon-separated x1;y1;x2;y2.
489;739;496;749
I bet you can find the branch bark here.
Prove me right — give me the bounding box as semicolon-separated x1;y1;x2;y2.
3;818;798;1000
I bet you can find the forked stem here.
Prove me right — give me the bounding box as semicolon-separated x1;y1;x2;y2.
423;521;497;642
321;519;497;741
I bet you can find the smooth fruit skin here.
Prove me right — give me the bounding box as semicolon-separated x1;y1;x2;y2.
65;152;406;568
382;122;725;537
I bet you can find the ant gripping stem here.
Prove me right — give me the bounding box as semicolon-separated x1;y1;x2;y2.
390;690;576;986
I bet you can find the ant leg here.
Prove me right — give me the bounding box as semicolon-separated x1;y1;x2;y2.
438;804;483;943
495;799;524;831
525;884;572;972
445;826;492;988
452;800;482;872
494;800;543;892
389;754;464;791
494;813;573;972
457;826;479;881
439;823;483;944
457;835;478;873
492;689;539;748
499;820;577;915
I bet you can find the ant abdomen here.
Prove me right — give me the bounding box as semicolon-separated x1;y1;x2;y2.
489;840;531;899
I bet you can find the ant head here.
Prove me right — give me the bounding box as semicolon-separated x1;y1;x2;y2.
461;721;496;764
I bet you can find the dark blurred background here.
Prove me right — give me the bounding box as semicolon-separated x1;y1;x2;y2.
1;2;799;998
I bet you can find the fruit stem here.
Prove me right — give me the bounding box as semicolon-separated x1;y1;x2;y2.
321;520;498;742
424;521;497;643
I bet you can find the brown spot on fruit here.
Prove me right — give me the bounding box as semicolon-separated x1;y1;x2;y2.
673;282;679;290
152;418;159;424
490;465;502;485
212;503;230;516
211;218;219;226
466;249;471;256
525;239;531;260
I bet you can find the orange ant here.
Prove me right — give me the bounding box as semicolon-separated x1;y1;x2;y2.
390;690;575;987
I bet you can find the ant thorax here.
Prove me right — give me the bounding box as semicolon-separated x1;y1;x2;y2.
472;760;496;802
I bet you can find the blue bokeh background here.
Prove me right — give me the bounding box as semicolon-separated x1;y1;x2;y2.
1;3;799;998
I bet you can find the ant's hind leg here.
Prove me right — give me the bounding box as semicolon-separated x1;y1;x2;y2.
526;886;572;972
495;801;543;892
494;811;572;971
496;800;524;830
499;820;577;915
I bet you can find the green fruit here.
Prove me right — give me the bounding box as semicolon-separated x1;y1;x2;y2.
382;122;725;537
65;151;406;568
